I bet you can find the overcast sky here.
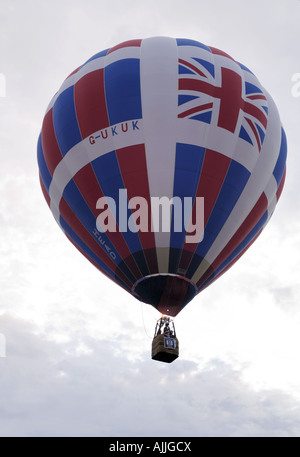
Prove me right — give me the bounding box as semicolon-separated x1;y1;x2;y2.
0;0;300;437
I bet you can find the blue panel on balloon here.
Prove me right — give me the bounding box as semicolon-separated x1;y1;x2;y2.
200;210;268;291
273;128;287;186
186;160;250;277
52;86;82;156
37;135;52;192
91;152;148;273
60;216;111;275
169;143;205;272
84;49;109;65
104;59;142;125
176;38;211;52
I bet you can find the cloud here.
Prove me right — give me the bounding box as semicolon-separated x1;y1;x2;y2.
0;0;299;438
0;314;300;437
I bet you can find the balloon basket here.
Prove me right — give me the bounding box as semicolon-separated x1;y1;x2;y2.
151;334;179;363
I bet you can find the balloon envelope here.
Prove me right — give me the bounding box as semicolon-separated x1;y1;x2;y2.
37;37;287;316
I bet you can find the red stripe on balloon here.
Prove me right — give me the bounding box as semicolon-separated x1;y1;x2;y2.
198;228;263;292
209;46;237;62
65;233;131;293
65;66;81;80
72;162;143;281
157;276;189;317
276;167;286;201
196;192;268;288
59;197;133;289
213;192;268;267
39;174;51;207
74;69;109;139
107;39;142;54
178;149;231;271
116;144;158;274
41;108;63;176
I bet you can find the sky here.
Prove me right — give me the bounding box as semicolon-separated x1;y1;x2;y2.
0;0;299;437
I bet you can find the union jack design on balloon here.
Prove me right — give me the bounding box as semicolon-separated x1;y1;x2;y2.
178;53;268;152
37;37;287;323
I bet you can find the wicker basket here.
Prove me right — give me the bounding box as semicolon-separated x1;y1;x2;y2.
151;334;179;363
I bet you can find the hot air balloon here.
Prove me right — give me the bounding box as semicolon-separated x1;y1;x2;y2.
37;37;287;363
